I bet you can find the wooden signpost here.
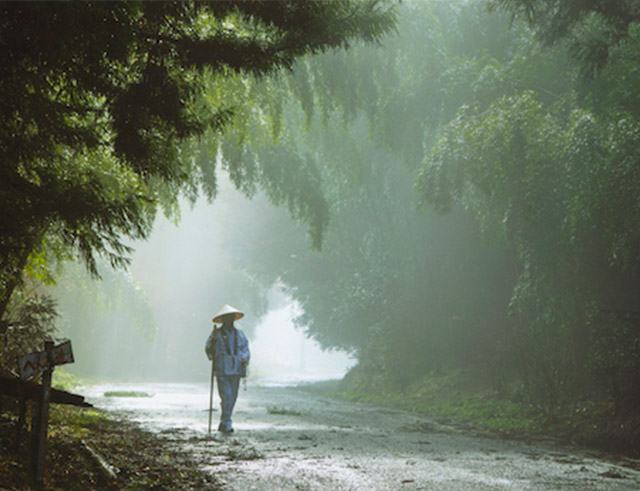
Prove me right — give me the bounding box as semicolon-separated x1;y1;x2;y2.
16;339;76;488
18;339;74;381
1;338;91;489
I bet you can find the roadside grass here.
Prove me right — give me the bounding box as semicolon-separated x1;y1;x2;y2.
304;370;640;455
1;401;220;489
410;389;545;434
48;405;111;440
307;372;545;436
51;367;81;391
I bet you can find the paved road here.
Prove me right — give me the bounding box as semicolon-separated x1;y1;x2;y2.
86;383;640;490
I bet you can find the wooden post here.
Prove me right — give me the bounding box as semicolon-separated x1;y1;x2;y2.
30;398;40;466
15;359;25;452
14;392;26;452
31;340;54;489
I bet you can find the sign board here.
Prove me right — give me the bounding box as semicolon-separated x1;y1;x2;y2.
18;340;74;380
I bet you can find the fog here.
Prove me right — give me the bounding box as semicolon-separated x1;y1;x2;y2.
55;174;353;384
250;287;355;385
7;3;640;489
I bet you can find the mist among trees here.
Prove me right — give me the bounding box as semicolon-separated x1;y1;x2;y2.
3;0;640;456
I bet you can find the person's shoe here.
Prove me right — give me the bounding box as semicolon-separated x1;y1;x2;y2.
218;423;234;433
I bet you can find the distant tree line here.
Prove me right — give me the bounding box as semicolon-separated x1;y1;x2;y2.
224;0;640;414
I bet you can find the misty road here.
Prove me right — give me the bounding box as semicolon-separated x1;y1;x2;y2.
86;383;640;490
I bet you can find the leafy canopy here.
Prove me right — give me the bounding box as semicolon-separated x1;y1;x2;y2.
0;0;395;317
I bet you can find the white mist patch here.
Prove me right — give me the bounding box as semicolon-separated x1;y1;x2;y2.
250;300;354;386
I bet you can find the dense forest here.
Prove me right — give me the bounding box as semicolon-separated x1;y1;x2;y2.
3;0;640;451
220;0;640;422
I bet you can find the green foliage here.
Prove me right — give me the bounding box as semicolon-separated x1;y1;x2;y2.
227;1;527;387
6;0;640;423
491;0;640;76
333;369;546;434
413;3;640;407
0;0;396;322
51;368;80;391
226;0;640;415
0;287;57;372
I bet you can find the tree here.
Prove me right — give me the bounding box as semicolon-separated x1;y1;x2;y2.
0;1;396;320
219;0;640;410
491;0;640;76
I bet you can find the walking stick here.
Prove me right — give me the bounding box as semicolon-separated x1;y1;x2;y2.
208;356;215;435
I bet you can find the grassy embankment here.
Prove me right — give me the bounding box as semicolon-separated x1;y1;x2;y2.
0;370;220;490
307;367;640;457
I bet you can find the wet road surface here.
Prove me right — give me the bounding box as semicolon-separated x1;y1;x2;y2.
85;383;640;490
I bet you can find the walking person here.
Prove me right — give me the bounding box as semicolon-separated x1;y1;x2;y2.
205;304;250;433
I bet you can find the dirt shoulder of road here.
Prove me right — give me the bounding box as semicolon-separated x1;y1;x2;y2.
0;402;220;490
302;372;640;462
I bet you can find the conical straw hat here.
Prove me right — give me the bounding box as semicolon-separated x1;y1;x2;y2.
212;304;244;324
